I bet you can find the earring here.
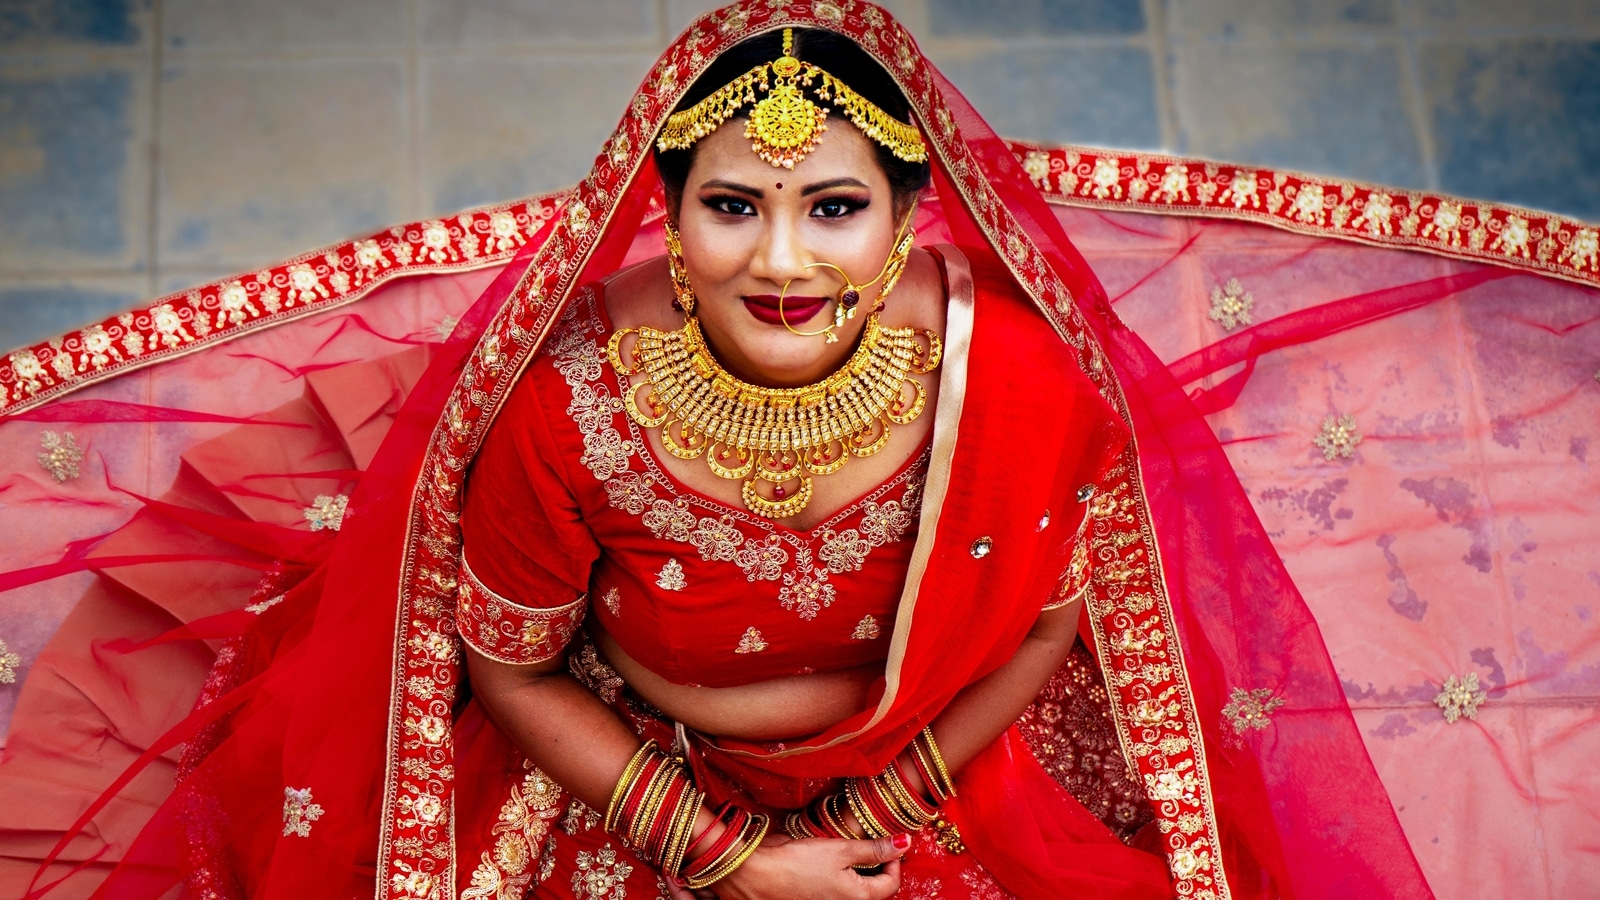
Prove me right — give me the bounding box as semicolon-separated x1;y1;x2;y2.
870;227;916;313
664;219;696;316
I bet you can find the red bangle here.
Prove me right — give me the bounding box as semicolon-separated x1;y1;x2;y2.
681;803;748;881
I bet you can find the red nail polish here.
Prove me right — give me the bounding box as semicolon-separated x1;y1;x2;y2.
893;832;911;850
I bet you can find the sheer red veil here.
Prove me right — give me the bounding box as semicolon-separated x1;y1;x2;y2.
4;3;1597;899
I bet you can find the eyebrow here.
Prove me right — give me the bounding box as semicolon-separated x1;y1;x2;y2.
700;179;764;198
800;177;869;196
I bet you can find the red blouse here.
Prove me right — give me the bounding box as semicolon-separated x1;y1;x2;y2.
459;284;929;687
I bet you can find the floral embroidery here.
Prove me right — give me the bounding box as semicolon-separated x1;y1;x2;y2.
1313;414;1361;461
1207;278;1254;331
303;493;349;531
548;296;925;617
850;615;880;640
1016;643;1153;841
569;640;625;704
282;787;325;837
0;637;21;683
778;549;835;620
602;587;621;616
462;762;564;900
1434;672;1487;723
656;559;687;591
456;557;587;665
36;430;82;483
1221;687;1285;736
572;844;632;898
735;627;768;654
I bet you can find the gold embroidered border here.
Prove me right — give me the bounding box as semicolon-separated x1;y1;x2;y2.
0;194;570;417
455;557;586;666
1011;141;1600;292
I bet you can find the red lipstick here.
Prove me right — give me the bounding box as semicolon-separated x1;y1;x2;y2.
742;294;828;327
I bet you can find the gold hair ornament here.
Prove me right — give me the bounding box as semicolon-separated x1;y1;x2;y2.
779;204;918;343
657;28;928;169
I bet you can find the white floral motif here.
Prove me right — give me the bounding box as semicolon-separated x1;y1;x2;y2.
1353;192;1396;235
488;211;525;252
0;637;22;683
779;549;836;620
1154;164;1190;203
656;559;686;592
282;787;325;837
1207;279;1254;331
1084;157;1122;199
219;280;258;324
572;845;632;898
1561;228;1600;272
1290;185;1327;225
37;430;82;482
304;493;349;531
1491;214;1531;258
689;515;745;563
1423;200;1465;245
150;303;191;348
1219;170;1260;208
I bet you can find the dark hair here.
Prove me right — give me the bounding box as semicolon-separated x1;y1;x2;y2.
655;28;930;211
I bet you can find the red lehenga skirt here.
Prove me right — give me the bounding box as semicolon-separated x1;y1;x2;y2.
1;142;1597;900
449;639;1146;900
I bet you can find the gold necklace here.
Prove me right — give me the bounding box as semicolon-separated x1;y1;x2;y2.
607;314;942;519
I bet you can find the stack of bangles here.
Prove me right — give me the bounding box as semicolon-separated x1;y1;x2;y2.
605;740;770;888
785;726;956;841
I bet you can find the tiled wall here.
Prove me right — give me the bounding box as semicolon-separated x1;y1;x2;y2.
1;0;1597;351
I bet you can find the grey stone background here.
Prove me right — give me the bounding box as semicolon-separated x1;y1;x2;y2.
1;0;1597;352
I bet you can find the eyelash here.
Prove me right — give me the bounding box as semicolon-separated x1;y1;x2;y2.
699;195;871;219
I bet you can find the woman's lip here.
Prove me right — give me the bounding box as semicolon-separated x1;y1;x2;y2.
742;294;828;326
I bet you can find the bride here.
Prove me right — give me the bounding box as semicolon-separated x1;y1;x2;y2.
4;3;1595;899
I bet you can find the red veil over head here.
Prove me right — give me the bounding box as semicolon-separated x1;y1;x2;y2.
3;3;1597;899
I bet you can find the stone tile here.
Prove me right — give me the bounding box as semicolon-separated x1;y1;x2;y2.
1172;40;1427;189
1421;39;1600;220
419;0;659;46
157;58;408;270
1168;0;1396;36
0;60;149;272
0;0;148;48
0;277;145;352
1414;0;1600;31
927;0;1145;36
421;53;656;213
162;0;406;52
931;45;1160;147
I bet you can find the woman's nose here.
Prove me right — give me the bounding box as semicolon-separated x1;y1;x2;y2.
749;217;813;287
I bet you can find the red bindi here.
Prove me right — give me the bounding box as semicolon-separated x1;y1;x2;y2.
775;182;783;190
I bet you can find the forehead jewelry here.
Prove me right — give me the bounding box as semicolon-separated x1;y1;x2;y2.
657;28;928;169
778;205;918;343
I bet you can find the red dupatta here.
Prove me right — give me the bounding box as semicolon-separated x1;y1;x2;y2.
6;3;1443;899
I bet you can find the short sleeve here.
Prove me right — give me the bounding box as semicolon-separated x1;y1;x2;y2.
458;374;601;664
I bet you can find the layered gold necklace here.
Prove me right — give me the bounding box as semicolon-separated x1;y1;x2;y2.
607;314;942;519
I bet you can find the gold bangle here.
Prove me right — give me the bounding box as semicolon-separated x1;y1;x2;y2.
605;740;659;833
629;763;676;852
915;728;957;800
784;811;815;841
659;789;703;877
684;813;770;888
874;770;932;831
844;779;889;839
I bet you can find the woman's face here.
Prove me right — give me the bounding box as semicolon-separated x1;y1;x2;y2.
674;120;902;388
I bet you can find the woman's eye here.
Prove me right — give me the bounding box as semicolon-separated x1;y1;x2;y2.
811;197;867;218
703;196;756;216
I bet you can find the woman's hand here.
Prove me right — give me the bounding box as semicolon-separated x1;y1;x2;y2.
664;833;908;900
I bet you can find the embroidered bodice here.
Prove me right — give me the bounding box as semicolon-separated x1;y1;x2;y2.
459;284;928;688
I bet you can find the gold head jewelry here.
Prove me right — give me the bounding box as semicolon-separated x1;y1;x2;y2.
657;28;928;169
607;313;942;519
664;220;696;315
779;205;918;343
